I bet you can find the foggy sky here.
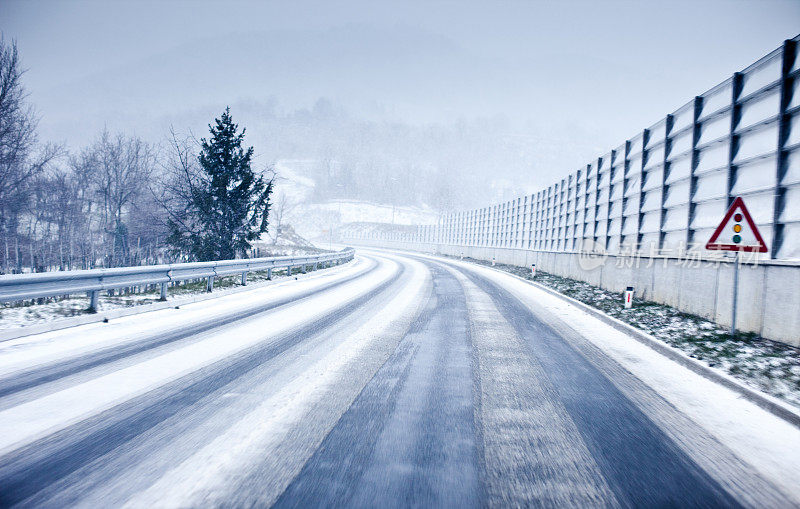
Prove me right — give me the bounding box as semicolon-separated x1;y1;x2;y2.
2;0;799;193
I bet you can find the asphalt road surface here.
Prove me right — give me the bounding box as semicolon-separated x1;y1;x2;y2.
0;249;798;508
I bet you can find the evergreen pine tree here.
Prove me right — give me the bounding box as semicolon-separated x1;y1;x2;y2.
167;107;272;261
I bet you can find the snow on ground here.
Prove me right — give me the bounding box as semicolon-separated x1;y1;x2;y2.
273;160;317;202
254;226;318;250
0;255;399;456
0;258;373;378
271;158;438;242
0;246;332;331
309;200;438;226
287;200;438;242
125;253;430;507
454;255;800;409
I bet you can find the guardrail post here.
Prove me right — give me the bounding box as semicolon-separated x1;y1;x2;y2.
206;276;214;292
160;282;168;301
241;271;247;286
89;290;99;313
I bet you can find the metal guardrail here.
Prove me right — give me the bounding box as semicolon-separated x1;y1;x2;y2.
0;248;355;312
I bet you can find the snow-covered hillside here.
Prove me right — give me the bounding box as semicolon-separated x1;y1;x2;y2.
270;159;439;245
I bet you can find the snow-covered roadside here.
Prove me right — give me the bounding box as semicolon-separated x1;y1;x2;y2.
436;256;800;505
0;255;338;331
0;257;374;376
447;256;800;409
0;256;400;457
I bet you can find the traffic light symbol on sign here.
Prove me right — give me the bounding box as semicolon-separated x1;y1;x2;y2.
706;197;768;253
732;213;743;244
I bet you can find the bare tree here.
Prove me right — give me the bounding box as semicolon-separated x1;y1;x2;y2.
0;38;36;201
88;130;155;266
0;37;61;272
269;190;299;244
69;149;100;268
151;127;203;261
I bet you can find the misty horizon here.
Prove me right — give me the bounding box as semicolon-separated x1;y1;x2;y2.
3;0;799;210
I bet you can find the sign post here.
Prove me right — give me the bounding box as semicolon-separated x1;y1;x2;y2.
731;252;739;337
705;197;768;337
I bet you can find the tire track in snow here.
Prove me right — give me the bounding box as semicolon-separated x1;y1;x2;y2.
458;263;742;507
0;257;406;506
0;257;381;404
121;254;431;508
447;265;620;507
14;255;430;508
274;261;481;508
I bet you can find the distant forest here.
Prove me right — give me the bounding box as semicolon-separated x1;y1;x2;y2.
0;36;565;273
1;40;277;273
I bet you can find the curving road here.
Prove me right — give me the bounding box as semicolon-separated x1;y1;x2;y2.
0;249;798;507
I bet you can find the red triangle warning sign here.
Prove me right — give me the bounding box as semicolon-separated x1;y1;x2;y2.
706;197;768;253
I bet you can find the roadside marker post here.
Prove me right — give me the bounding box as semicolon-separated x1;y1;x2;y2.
705;197;768;337
531;264;536;278
624;286;634;309
492;257;496;266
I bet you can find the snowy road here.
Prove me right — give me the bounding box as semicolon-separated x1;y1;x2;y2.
1;249;799;507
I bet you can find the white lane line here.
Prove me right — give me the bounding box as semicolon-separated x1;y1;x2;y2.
446;265;620;507
0;257;399;457
123;255;430;508
0;257;374;376
442;257;800;505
